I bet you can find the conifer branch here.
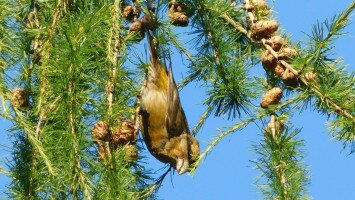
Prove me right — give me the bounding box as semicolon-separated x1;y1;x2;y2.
189;96;301;174
10;107;54;175
220;3;355;121
106;0;122;117
192;104;214;135
26;2;50;197
244;2;309;198
189;116;256;174
198;5;227;82
306;1;355;65
220;13;248;36
0;167;11;178
168;35;200;89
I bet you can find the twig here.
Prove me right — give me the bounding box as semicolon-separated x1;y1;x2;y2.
220;14;248;36
245;0;256;25
189;94;303;174
189;117;257;174
143;167;172;198
0;167;12;178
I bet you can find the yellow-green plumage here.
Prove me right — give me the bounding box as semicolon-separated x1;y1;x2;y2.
139;32;199;174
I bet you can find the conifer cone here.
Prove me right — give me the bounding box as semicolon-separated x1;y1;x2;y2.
140;15;155;30
282;69;298;88
251;0;268;9
11;88;29;108
247;0;270;16
168;1;192;26
252;20;278;40
122;5;141;21
265;36;286;51
92;121;112;141
169;2;186;12
274;63;286;77
260;87;283;108
169;12;189;27
261;50;277;71
169;2;194;17
279;47;298;60
261;51;286;77
129;20;145;39
112;121;137;146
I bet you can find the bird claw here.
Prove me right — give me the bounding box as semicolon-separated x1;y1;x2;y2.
176;158;189;175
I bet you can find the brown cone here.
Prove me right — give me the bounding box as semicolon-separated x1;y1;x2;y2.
92;121;111;141
261;87;283;108
122;6;134;21
140;15;155;30
251;0;268;9
252;20;278;40
122;5;141;21
169;12;189;27
282;69;298;88
112;121;137;146
279;47;298;60
129;20;143;32
274;63;286;77
129;20;145;38
169;2;186;12
265;36;286;51
11;88;29;108
261;50;277;72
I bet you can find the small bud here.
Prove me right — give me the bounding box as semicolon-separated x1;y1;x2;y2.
261;87;283;108
304;71;317;82
92;121;111;141
124;144;138;163
265;120;284;134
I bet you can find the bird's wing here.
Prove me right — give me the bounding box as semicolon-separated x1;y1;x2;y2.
166;64;190;137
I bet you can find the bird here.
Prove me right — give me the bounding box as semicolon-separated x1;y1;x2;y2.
138;31;199;174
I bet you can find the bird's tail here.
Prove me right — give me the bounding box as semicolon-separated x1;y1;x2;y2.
146;31;159;68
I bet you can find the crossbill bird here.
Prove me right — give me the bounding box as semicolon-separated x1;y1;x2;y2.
138;32;199;174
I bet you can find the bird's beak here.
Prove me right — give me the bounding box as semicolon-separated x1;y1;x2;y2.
176;158;189;175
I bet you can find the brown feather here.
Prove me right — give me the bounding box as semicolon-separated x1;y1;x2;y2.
139;31;199;174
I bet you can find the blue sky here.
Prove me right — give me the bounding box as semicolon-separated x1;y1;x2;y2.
1;0;354;199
